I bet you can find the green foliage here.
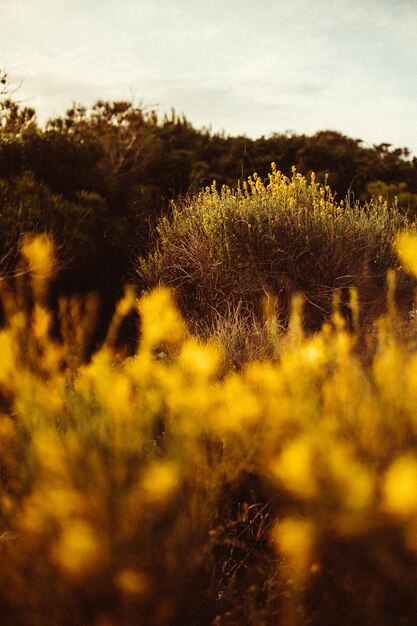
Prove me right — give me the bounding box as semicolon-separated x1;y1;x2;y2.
0;173;100;271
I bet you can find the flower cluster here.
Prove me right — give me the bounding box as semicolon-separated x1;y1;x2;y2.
1;234;417;624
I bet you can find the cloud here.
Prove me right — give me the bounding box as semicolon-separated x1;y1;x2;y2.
1;0;416;154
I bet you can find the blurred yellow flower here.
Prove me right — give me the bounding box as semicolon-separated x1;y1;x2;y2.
51;520;106;578
104;374;132;421
142;462;179;502
31;304;52;339
218;373;260;430
395;232;417;277
270;436;318;499
327;444;374;513
20;234;55;278
20;234;56;298
138;288;186;350
272;516;316;578
179;338;221;380
114;569;150;595
383;455;417;517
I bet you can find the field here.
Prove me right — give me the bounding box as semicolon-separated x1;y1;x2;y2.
1;169;417;625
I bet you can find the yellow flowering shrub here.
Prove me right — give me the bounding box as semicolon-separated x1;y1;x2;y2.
138;166;413;339
2;233;417;624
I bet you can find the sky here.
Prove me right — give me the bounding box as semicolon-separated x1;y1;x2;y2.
1;0;417;155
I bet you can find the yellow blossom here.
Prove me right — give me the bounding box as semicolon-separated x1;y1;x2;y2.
179;338;221;380
103;374;133;421
142;462;179;502
383;455;417;517
51;520;106;578
138;288;186;350
31;304;52;339
272;517;317;578
395;232;417;277
270;436;318;499
114;569;150;595
20;234;56;298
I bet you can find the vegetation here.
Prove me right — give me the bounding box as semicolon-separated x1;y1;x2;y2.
1;71;417;308
138;166;413;350
3;74;417;624
0;234;417;625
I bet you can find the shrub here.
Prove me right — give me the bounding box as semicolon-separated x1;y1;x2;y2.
0;172;101;274
138;166;414;333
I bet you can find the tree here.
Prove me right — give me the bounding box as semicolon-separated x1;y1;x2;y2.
47;101;158;208
0;70;37;140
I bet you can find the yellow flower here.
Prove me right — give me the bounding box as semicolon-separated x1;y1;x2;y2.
327;443;374;514
114;569;150;595
20;234;55;278
395;232;417;277
270;436;318;499
272;516;316;578
138;288;186;350
103;374;133;421
218;373;260;430
142;462;179;503
179;338;221;380
51;520;106;578
31;304;52;339
20;234;56;298
383;455;417;517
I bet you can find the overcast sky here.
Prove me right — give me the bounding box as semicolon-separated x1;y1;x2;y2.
1;0;417;154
